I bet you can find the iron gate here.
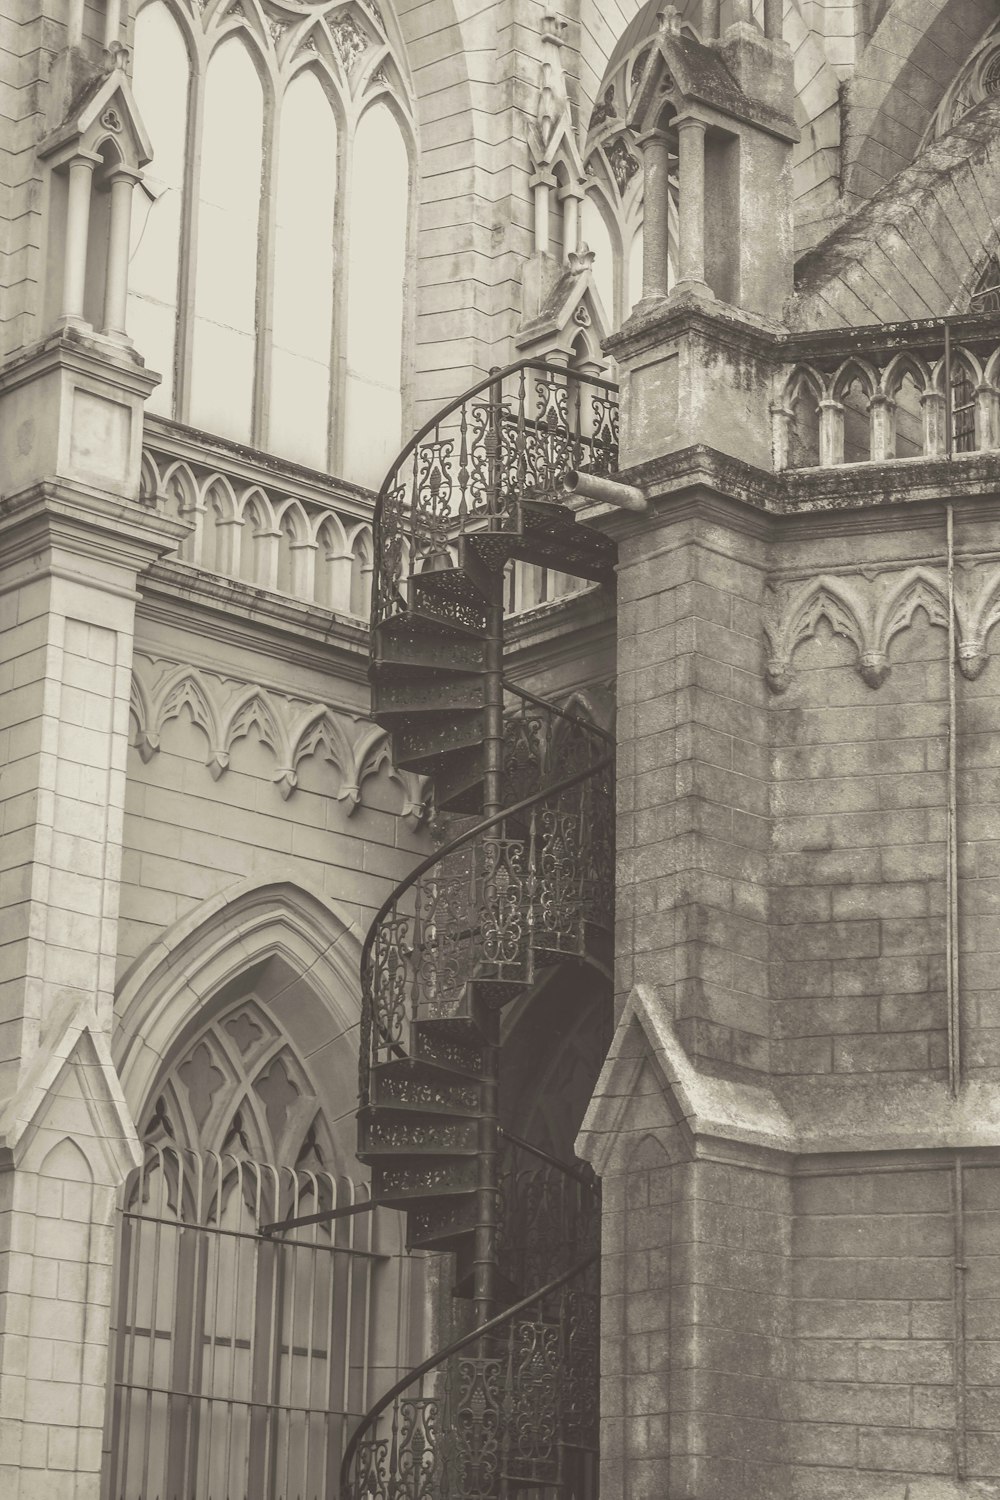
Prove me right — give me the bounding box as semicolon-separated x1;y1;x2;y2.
103;1146;383;1500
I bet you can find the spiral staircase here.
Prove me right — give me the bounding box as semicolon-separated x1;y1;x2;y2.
342;361;619;1500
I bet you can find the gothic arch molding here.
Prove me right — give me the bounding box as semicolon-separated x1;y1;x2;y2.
114;877;364;1146
793;90;1000;327
842;0;997;202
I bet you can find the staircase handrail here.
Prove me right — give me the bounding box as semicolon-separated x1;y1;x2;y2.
502;677;615;747
370;358;619;625
371;354;619;539
499;1127;599;1191
360;745;614;1040
338;1249;599;1500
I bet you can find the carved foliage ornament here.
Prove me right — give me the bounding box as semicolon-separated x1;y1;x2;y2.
129;656;429;822
605;137;639;196
764;564;1000;693
331;12;368;69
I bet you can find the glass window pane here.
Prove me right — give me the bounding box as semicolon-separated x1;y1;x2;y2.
628;224;643;314
190;40;263;443
343;103;408;488
582;195;615;327
128;1;189;415
269;72;337;470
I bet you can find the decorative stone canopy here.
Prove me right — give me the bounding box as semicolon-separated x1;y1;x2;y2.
626;19;797;142
38;66;152;172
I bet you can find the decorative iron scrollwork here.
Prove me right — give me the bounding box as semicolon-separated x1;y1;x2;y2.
370;360;618;627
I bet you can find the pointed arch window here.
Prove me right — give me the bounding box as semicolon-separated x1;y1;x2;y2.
270;71;338;470
190;38;264;443
127;0;189;416
127;0;415;487
344;101;409;487
104;992;393;1500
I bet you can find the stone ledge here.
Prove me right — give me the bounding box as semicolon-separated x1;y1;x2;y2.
578;984;1000;1171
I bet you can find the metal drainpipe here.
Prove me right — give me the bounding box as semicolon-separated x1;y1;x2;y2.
473;585;503;1331
953;1156;968;1480
946;501;961;1098
943;321;962;1097
472;366;506;1331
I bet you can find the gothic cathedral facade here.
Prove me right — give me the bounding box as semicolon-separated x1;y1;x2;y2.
1;0;1000;1497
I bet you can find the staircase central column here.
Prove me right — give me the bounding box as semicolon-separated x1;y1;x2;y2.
473;586;505;1329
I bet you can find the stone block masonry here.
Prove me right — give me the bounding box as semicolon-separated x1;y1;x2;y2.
582;452;1000;1497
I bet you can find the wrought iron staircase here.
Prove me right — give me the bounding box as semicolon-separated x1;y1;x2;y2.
344;361;619;1500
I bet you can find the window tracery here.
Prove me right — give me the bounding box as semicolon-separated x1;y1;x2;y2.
921;20;1000;147
578;23;680;331
142;992;338;1167
127;0;415;486
971;254;1000;314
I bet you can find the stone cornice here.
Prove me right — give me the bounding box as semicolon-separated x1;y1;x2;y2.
0;479;189;580
139;558;371;683
576;443;1000;545
0;326;157;399
782;452;1000;515
578;987;1000;1175
604;293;784;366
781;310;1000;363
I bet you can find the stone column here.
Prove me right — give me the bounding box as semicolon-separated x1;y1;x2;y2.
577;487;784;1500
530;168;556;257
818;397;845;466
869;392;896;461
103;0;123;47
674;115;708;293
636;130;673;303
921;388;948;457
560;182;583;260
59;153;100;329
101;165;141;342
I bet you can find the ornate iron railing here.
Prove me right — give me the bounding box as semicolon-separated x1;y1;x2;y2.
358;688;614;1109
339;1250;599;1500
372;360;619;626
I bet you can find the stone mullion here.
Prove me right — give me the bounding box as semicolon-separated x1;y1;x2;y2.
175;37;208;426
253;67;280;453
330;112;355;476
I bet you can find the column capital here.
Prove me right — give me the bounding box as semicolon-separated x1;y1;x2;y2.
43;141;103;174
673;110;711;133
557;179;586;204
634;126;674;152
99;159;143;189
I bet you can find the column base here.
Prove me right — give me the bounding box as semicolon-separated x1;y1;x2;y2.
668;277;715;300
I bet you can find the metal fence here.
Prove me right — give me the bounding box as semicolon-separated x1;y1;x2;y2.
102;1147;383;1500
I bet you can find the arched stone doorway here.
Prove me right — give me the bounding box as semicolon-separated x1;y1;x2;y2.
104;888;424;1500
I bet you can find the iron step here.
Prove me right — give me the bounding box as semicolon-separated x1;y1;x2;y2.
358;1113;479;1160
371;1059;482;1116
406;572;487;635
406;1197;478;1252
371;1156;478;1206
372;616;484;671
393;712;486;771
373;673;485;719
502;499;616;584
412;1022;487;1077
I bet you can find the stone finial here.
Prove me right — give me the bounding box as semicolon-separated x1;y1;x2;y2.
537;14;570;149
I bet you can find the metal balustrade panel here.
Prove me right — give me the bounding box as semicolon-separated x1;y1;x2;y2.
102;1146;381;1500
